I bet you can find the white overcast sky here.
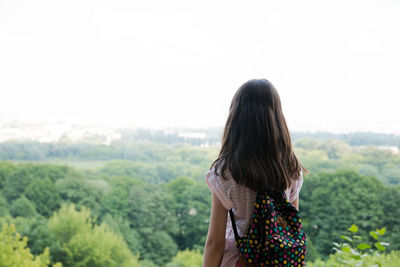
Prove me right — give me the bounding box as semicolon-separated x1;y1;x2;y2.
1;0;399;133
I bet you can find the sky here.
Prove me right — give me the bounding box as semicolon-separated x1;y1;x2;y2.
0;0;399;133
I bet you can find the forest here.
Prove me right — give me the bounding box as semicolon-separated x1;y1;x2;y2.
0;130;399;266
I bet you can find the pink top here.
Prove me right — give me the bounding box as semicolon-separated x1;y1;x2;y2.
205;168;304;267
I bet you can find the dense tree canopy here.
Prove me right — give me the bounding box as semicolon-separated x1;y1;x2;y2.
0;133;399;266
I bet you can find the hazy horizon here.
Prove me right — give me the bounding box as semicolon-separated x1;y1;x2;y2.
2;117;400;137
1;0;399;134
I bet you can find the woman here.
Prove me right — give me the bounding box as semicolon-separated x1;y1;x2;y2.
202;79;307;267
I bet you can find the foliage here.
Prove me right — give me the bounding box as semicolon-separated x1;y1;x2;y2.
16;216;53;256
0;223;61;267
48;204;141;267
309;250;400;267
166;249;203;267
331;224;389;266
0;194;8;217
138;228;178;266
380;186;400;251
167;177;210;251
0;161;16;189
292;132;400;148
10;196;37;217
305;238;320;262
25;177;61;217
299;170;400;257
0;140;218;167
2;166;35;201
101;214;142;254
0;137;400;266
64;223;140;267
55;175;91;203
307;224;400;266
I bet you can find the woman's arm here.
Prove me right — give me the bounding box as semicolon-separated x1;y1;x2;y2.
202;191;228;267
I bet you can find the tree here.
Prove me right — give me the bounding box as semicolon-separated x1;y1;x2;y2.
16;216;53;257
319;139;352;160
2;166;35;201
126;184;179;264
100;187;130;220
0;161;16;189
166;250;203;267
0;194;9;217
28;164;76;183
101;214;142;255
65;223;140;267
138;228;178;266
25;177;61;217
10;196;37;217
127;184;178;235
48;204;140;267
295;138;322;150
55;175;91;203
300;170;385;257
380;186;400;251
167;177;211;250
0;223;61;267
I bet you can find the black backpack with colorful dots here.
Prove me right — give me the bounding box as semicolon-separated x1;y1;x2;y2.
229;190;307;267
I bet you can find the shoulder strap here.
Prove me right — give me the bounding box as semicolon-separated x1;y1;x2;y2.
229;190;286;241
229;209;240;240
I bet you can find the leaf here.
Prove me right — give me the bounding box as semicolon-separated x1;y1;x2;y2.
353;235;362;240
338;258;354;264
350;248;361;256
352;255;362;260
342;246;351;252
380;242;390;246
377;228;386;236
370;231;378;240
357;243;371;250
348;224;358;233
332;242;341;248
341;235;353;242
338;257;351;264
374;242;386;251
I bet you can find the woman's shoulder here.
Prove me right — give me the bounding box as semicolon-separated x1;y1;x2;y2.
204;167;236;190
204;167;247;210
287;169;304;202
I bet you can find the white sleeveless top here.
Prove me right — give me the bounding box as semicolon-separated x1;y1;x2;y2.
205;168;304;267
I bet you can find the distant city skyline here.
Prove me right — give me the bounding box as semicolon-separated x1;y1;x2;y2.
1;0;399;134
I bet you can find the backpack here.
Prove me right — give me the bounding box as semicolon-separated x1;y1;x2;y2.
229;190;307;267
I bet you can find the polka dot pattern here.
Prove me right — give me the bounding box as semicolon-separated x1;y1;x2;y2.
230;191;307;266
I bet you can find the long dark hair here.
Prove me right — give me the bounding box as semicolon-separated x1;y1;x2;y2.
212;79;307;192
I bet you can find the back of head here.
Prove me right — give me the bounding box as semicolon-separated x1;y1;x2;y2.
212;79;306;192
